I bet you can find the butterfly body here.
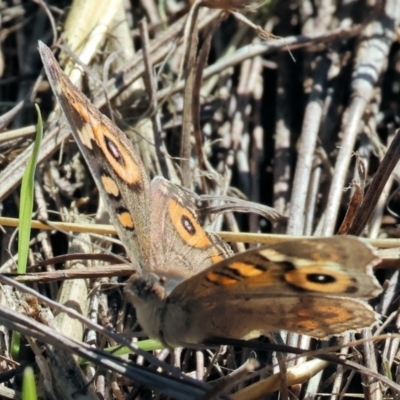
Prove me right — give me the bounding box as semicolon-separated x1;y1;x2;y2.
38;42;382;348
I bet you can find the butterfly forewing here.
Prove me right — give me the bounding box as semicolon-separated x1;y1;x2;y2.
170;237;381;300
39;42;152;268
39;43;233;286
160;237;382;346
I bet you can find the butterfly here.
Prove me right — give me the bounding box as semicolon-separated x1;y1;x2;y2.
38;41;382;348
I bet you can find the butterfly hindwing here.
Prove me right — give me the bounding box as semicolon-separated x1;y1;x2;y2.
150;177;232;287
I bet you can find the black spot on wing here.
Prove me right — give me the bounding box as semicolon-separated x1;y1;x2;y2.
181;215;196;235
306;273;336;285
105;136;124;166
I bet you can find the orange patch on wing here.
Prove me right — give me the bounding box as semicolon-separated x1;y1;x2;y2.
314;305;351;324
117;211;135;229
287;304;353;334
72;100;89;123
296;319;319;331
210;252;224;265
94;124;143;186
206;271;237;286
101;175;119;197
297;309;310;318
168;199;212;249
228;262;263;277
285;308;319;331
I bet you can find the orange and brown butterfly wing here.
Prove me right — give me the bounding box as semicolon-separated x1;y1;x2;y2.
160;237;382;346
171;236;381;300
39;42;232;281
39;42;151;267
161;294;380;346
150;177;232;287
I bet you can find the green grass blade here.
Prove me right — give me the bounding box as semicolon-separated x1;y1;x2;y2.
18;104;43;273
10;332;20;360
22;367;37;400
79;338;165;365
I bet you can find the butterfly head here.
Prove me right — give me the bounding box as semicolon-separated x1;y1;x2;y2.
125;273;167;341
